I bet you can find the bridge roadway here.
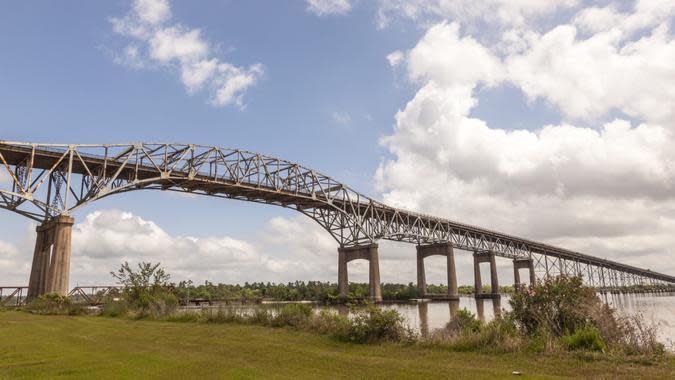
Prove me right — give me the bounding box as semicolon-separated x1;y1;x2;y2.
1;141;673;301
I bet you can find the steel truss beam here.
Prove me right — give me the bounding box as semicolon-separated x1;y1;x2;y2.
1;141;674;288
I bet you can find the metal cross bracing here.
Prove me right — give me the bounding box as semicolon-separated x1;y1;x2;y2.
0;286;28;307
1;140;674;289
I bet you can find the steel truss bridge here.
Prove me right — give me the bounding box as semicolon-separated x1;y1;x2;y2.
0;141;673;298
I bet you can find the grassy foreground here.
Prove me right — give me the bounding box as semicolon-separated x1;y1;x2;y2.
0;311;673;379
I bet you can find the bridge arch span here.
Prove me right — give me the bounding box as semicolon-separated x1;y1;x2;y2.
1;141;673;301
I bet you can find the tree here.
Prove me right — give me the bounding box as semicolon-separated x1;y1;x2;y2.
111;261;173;312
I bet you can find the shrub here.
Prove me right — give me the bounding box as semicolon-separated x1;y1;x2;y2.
147;292;179;319
100;300;129;318
561;326;606;352
509;275;601;337
310;310;351;336
431;311;521;352
272;304;313;328
204;307;245;324
446;308;482;335
615;314;665;356
166;311;203;323
333;306;414;343
25;293;85;315
249;308;272;325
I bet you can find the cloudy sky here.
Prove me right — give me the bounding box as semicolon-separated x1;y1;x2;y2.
1;0;674;288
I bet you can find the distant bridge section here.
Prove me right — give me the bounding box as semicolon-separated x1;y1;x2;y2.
1;141;673;301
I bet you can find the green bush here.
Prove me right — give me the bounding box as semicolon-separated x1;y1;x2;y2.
100;300;129;318
25;293;84;315
440;313;521;352
561;326;606;352
147;292;179;319
272;304;313;328
333;306;413;343
204;307;245;324
446;308;482;335
249;308;272;325
166;311;204;323
509;275;600;337
310;310;351;335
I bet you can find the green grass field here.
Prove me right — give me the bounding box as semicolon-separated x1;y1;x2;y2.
1;311;673;379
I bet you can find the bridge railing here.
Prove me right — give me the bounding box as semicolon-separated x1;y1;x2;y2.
0;286;28;307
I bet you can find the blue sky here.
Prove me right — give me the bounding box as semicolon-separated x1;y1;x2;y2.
2;0;674;286
0;1;412;236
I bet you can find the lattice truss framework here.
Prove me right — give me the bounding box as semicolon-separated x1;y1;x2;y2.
1;141;673;287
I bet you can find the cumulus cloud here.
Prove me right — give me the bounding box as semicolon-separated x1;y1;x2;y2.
376;0;580;29
306;0;352;16
507;22;675;123
110;0;263;108
377;1;675;275
67;210;339;285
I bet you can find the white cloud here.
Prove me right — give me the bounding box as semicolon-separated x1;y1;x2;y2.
507;22;675;123
306;0;352;16
376;0;580;29
407;22;503;87
377;2;675;276
386;50;404;67
133;0;171;25
110;0;263;108
69;210;309;284
331;111;352;125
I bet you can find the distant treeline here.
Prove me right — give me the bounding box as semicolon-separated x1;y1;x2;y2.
170;281;514;302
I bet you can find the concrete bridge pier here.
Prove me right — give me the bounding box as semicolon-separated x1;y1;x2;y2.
473;250;500;299
338;244;382;302
27;215;74;299
513;258;536;290
416;242;458;300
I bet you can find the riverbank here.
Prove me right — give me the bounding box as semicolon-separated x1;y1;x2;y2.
1;311;673;379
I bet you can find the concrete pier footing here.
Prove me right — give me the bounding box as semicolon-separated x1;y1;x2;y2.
513;258;536;290
338;244;382;302
416;242;458;300
473;250;500;299
27;215;74;299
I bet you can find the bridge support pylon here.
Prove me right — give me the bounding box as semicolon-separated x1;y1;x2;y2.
338;244;382;302
416;242;458;300
27;215;74;299
513;258;535;290
473;250;500;299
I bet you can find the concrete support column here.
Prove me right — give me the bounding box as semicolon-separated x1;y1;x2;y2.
473;251;482;297
27;228;49;299
26;215;74;299
416;249;426;296
489;253;499;295
513;258;535;290
46;216;74;295
338;249;348;298
447;245;458;299
474;250;500;299
368;247;382;302
337;244;382;302
417;242;458;300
